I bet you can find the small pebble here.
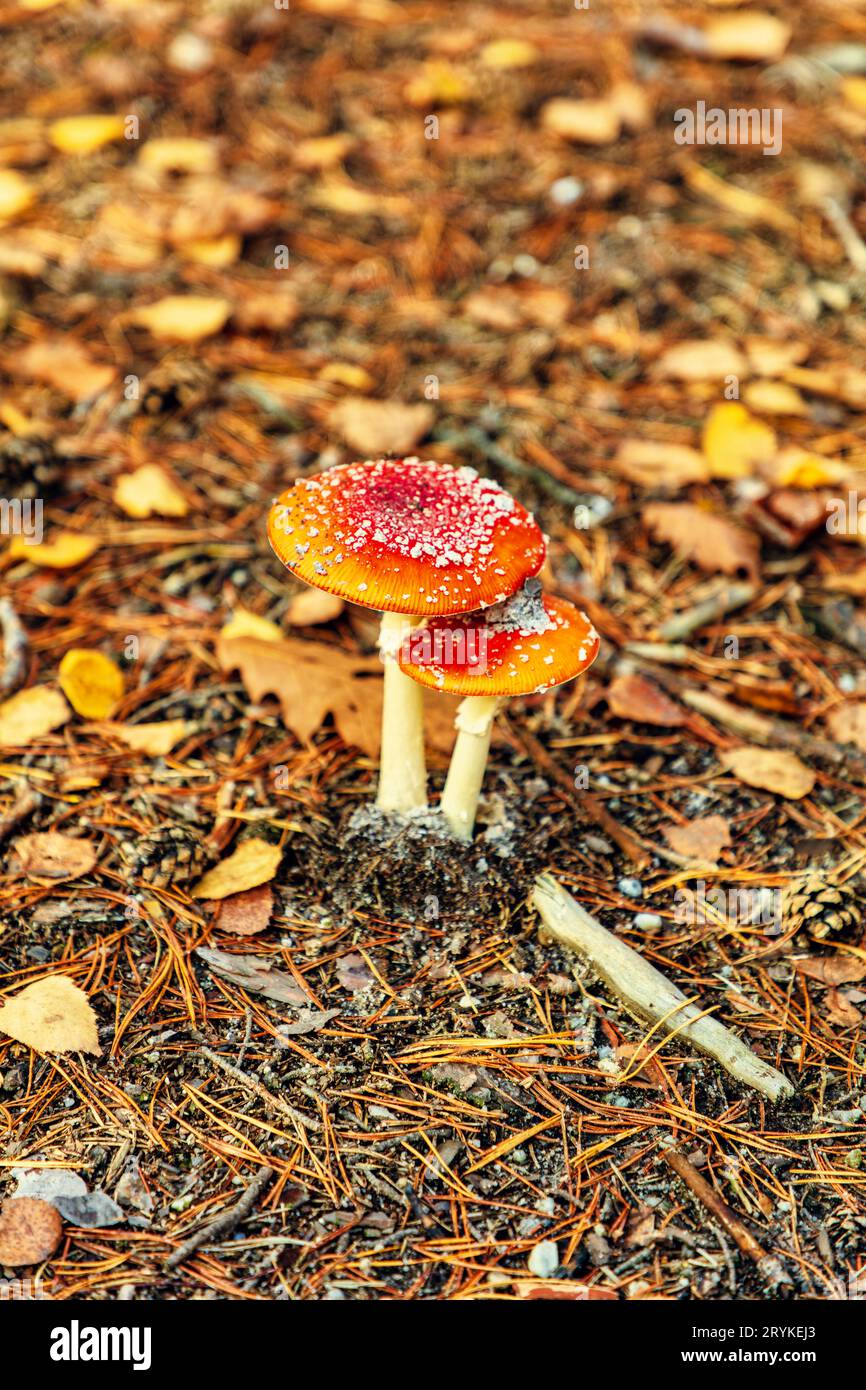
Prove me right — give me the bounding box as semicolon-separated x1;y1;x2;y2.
633;912;662;929
513;252;539;277
618;877;643;899
527;1239;559;1277
839;672;857;693
549;176;584;206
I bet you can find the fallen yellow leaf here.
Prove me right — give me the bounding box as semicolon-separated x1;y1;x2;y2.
774;446;849;490
114;464;188;519
8;532;100;568
49;114;126;155
59;649;124;719
138;137;218;176
0;169;35;222
0;687;70;746
96;719;191;756
406;61;470;107
180;234;240;267
841;76;866;114
480;39;538;69
0;976;100;1055
192;837;283;900
130;295;231;342
702;402;776;479
220;608;283;642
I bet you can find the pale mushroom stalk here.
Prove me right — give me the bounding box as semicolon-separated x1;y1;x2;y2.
398;589;599;843
439;695;501;840
376;611;427;813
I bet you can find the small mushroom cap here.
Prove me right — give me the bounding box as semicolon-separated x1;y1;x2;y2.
398;594;599;697
268;457;545;616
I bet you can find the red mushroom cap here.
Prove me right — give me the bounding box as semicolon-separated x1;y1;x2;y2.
398;593;599;697
267;457;545;616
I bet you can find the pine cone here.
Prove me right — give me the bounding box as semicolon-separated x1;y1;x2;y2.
119;825;210;889
0;431;63;500
783;874;861;942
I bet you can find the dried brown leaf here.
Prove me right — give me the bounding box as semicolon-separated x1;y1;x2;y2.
329;398;433;456
607;674;685;727
216;884;274;936
14;831;98;880
645;503;761;581
0;1197;63;1266
662;815;732;863
718;746;815;799
195;947;308;1005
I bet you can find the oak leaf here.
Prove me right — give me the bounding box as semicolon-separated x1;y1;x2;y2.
217;633;383;756
645;503;761;581
0;975;100;1054
718;746;815;799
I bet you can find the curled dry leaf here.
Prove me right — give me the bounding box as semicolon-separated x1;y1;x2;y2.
58;649;124;719
8;532;100;568
0;1197;63;1267
824;988;861;1028
216;884;274;935
14;830;98;880
131;294;231;342
662;815;732;863
719;746;816;800
329;397;433;456
114;463;189;518
607;673;685;727
96;719;191;756
217;632;383;756
0;975;101;1054
196;947;308;1005
191;836;282;900
645;503;761;582
0;686;69;746
653;340;747;382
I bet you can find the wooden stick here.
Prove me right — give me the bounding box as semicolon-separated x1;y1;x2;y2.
662;1149;766;1263
531;874;794;1103
165;1164;274;1269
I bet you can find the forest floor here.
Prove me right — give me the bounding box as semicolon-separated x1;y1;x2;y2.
2;0;866;1300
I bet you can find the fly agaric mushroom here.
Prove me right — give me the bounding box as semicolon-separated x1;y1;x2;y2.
267;457;545;814
399;581;599;839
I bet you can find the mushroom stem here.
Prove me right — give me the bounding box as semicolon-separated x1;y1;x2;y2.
440;695;502;841
376;611;427;813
